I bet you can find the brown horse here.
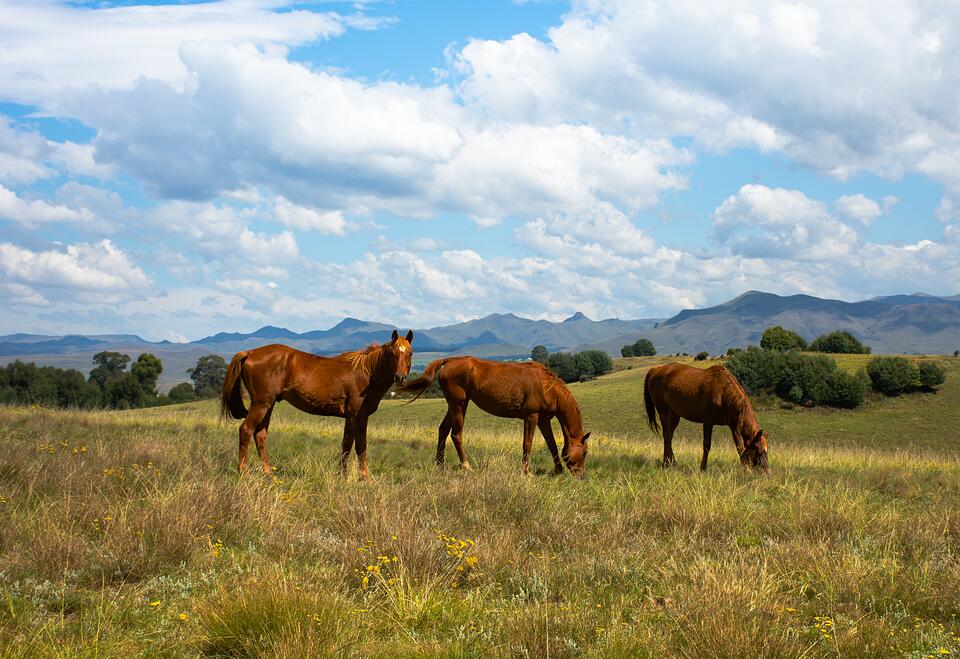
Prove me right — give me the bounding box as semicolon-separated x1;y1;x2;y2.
643;362;769;472
220;330;413;478
399;357;590;477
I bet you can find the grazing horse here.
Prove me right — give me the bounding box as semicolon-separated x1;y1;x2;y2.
220;330;414;478
643;362;769;472
399;357;590;477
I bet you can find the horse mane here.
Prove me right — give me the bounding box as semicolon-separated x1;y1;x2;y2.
716;366;753;420
528;362;580;413
335;342;388;376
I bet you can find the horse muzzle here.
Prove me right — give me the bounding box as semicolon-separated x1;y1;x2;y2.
394;374;406;385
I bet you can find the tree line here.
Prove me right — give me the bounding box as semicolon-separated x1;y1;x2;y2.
0;352;228;409
531;345;613;383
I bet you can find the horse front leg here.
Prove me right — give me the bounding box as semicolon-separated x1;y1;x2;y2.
701;423;713;472
339;416;356;476
355;414;371;480
521;414;538;475
538;417;563;475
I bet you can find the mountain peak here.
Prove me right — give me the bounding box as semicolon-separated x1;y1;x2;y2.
564;311;590;322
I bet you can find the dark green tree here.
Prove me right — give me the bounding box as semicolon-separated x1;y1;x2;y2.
531;345;549;364
582;350;613;376
760;326;807;352
131;353;163;396
89;351;130;390
168;382;197;403
574;352;596;379
633;338;656;356
620;344;635;357
547;353;579;383
188;354;228;398
104;373;145;409
867;356;920;395
810;330;870;354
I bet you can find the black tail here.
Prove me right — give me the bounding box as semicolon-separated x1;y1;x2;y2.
220;351;249;421
643;369;660;436
397;358;448;403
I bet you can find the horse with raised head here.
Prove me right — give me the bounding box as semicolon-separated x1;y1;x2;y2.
399;357;590;477
643;362;769;472
220;330;414;478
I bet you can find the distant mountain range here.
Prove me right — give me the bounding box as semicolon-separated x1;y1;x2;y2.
2;291;958;386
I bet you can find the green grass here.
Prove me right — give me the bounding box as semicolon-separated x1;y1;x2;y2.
1;355;958;656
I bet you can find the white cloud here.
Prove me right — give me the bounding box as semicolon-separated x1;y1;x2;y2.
0;184;93;226
713;184;858;260
272;197;349;235
835;193;883;225
0;239;150;292
0;0;359;107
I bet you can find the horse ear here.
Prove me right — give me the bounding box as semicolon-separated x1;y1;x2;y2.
405;329;414;343
582;432;591;444
754;429;764;443
391;329;399;342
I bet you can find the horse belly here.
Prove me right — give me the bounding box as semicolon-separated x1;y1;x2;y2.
285;390;346;417
663;389;712;424
471;389;526;418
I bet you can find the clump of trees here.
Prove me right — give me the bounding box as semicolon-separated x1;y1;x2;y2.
726;347;868;408
694;351;709;361
867;356;946;395
759;326;807;352
0;352;229;409
810;330;871;354
621;338;656;357
532;347;614;383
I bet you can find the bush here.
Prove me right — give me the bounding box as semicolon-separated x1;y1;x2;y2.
621;338;656;357
825;369;869;408
549;350;614;383
918;361;946;388
726;347;865;408
810;330;871;354
726;347;742;356
867;356;920;396
694;351;709;361
531;345;549;364
581;350;613;376
760;326;807;352
547;353;579;383
168;382;197;403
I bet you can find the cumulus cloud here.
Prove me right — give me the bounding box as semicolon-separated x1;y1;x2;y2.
0;239;150;293
713;184;858;260
0;0;363;107
835;194;884;225
0;184;93;226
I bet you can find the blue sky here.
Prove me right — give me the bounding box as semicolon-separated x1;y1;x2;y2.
1;0;959;341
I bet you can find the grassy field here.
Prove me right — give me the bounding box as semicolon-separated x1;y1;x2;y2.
1;355;958;657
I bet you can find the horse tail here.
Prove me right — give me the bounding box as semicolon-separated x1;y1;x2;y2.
643;368;660;436
398;358;448;403
220;351;249;421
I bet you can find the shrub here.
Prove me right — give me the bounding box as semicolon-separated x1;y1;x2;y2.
622;338;656;357
760;326;807;352
726;347;742;356
694;351;709;361
531;345;549;364
810;330;871;354
547;353;579;383
581;350;614;376
726;347;865;408
918;361;946;388
824;369;869;408
168;382;197;403
867;356;920;395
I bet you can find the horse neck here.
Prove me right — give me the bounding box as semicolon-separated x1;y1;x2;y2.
733;400;760;439
354;347;393;393
554;390;583;438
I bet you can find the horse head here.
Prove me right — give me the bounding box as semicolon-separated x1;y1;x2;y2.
740;428;769;473
386;329;414;384
562;431;590;479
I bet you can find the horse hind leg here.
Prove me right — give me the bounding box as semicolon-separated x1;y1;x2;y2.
239;403;271;475
254;404;275;476
701;424;713;472
660;408;679;468
436;409;453;467
521;414;538;475
450;402;471;470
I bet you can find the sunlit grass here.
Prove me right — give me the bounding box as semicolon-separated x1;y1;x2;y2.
1;355;958;656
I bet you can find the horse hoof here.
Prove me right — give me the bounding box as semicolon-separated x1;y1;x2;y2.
460;462;472;471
